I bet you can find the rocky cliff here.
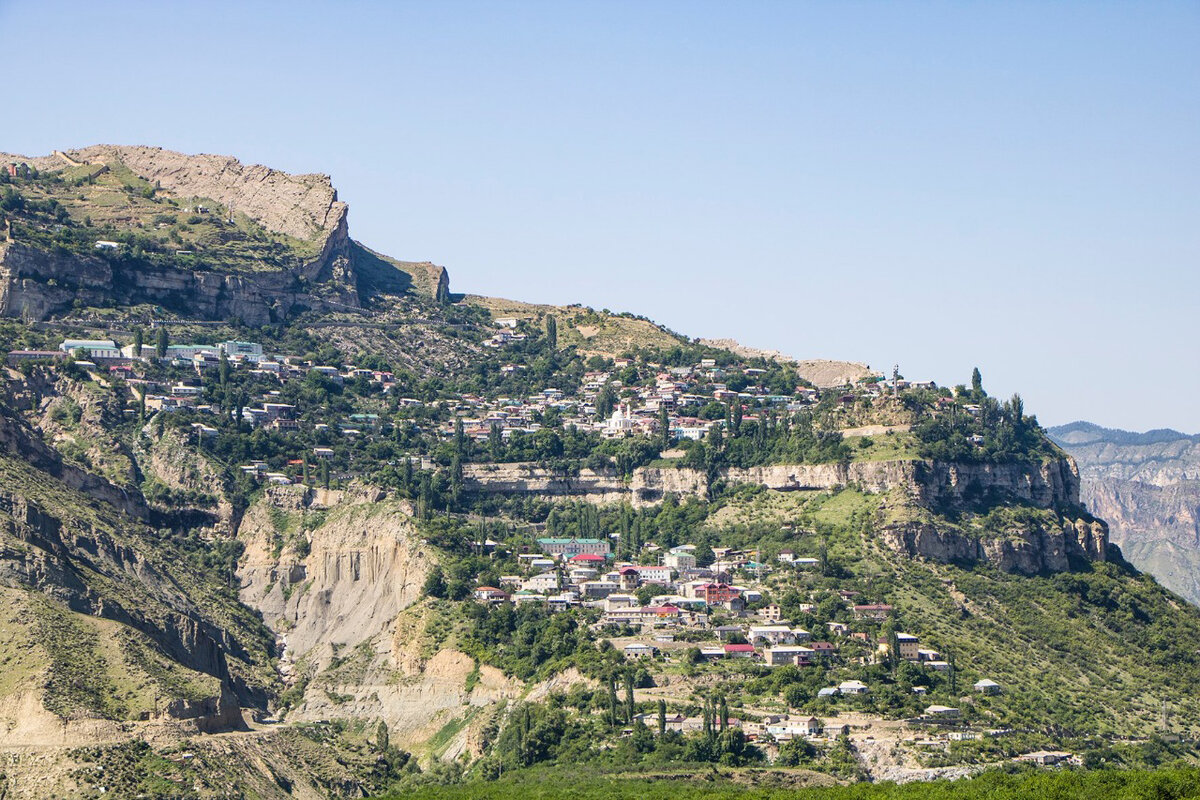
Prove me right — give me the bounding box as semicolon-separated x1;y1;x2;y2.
462;455;1103;574
68;145;347;242
1050;421;1200;603
235;487;516;758
0;146;451;322
463;456;1083;511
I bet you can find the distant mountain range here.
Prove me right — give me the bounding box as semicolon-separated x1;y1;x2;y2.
1048;421;1200;604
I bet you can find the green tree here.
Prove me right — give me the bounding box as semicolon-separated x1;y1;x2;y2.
971;366;983;396
657;698;666;736
545;315;557;350
155;326;168;359
132;327;144;358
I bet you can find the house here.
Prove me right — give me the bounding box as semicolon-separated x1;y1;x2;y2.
663;551;696;571
580;580;620;598
522;572;560;593
924;705;960;718
617;566;641;591
748;626;797;646
973;678;1001;695
568;553;607;568
838;680;868;695
636;565;672;584
623;643;657;660
809;641;837;659
817;687;839;698
1016;750;1072;766
723;643;757;659
695;582;740;606
761;603;783;622
765;717;822;741
852;604;894;621
473;587;508;603
764;645;815;666
313;447;335;459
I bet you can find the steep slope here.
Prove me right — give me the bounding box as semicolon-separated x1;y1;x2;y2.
0;404;278;740
0;145;450;324
1049;422;1200;604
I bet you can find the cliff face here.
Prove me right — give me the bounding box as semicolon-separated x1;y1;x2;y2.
236;487;518;757
1050;422;1200;603
877;517;1107;575
463;457;1081;511
461;455;1103;574
70;145;347;242
0;145;452;322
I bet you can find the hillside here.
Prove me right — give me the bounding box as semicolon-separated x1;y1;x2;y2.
1049;422;1200;605
0;146;1195;796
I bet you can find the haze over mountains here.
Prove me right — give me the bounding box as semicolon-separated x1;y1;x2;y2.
1048;421;1200;604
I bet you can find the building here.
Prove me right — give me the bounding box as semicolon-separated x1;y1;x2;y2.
973;679;1001;695
537;537;611;559
473;587;508;603
895;633;921;661
623;643;657;659
764;645;816;666
838;680;868;695
852;604;894;621
219;340;264;361
695;582;740;606
59;339;121;360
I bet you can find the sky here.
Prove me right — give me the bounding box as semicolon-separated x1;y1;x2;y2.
1;1;1196;432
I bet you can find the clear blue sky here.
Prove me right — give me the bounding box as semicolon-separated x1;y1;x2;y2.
2;1;1196;432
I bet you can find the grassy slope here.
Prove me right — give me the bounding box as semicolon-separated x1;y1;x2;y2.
0;449;277;717
712;487;1200;737
467;295;686;356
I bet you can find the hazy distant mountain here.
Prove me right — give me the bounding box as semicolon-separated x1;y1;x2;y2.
1049;421;1200;604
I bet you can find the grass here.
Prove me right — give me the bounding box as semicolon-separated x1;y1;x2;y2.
379;765;1200;800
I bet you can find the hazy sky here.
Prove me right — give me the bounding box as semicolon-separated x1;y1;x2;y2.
2;1;1196;431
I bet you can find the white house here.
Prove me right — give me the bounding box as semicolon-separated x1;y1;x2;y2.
522;572;560;593
838;680;868;695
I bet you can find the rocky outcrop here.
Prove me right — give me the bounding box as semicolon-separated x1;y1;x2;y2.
0;235;359;325
878;517;1107;575
0;145;452;322
462;457;1081;511
71;145;347;242
237;488;430;668
697;338;880;387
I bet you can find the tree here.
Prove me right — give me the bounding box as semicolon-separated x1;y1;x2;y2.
624;671;635;723
659;406;670;451
971;367;983;396
422;565;447;598
155;326;169;359
657;698;667;736
545;315;557;350
132;327;144;358
218;351;230;387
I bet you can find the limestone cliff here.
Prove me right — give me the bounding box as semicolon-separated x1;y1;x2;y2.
0;145;451;322
461;455;1105;573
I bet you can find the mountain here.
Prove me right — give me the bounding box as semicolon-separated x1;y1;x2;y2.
0;147;1198;797
1048;421;1200;604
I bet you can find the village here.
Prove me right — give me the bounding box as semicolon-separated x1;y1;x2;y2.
5;314;967;491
